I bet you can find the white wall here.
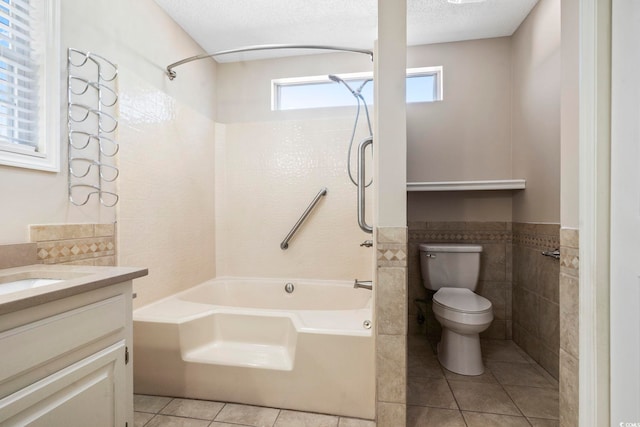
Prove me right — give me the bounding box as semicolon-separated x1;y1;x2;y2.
0;0;218;307
406;38;514;222
511;0;561;223
215;54;373;280
407;38;512;183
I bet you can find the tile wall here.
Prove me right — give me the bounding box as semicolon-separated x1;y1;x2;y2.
0;243;38;269
559;228;579;427
407;222;513;341
512;223;561;379
375;226;408;427
30;223;117;266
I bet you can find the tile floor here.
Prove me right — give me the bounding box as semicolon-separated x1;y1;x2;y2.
407;337;559;427
134;338;559;427
134;394;376;427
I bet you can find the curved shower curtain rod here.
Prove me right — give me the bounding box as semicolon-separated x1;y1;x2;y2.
165;44;374;80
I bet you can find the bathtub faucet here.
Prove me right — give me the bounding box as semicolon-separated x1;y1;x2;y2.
354;279;373;290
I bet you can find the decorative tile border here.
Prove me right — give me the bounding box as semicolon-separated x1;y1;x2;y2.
377;244;407;267
409;230;512;243
30;223;117;266
513;223;560;250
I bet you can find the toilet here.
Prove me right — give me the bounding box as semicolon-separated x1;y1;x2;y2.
419;243;493;375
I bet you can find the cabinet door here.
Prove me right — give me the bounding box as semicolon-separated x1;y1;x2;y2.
0;341;127;427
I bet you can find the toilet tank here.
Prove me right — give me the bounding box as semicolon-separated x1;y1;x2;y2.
418;243;482;291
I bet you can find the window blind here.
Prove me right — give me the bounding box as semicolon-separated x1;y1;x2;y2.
0;0;39;151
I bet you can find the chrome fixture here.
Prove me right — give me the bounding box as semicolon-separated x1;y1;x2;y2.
541;249;561;260
357;137;374;233
360;240;373;247
280;187;328;250
363;320;372;329
166;44;374;80
284;283;295;293
354;279;373;290
328;74;373;188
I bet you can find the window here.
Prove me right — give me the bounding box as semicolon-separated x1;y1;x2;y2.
0;0;60;171
272;66;443;111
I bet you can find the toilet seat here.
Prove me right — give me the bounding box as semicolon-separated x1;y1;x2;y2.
433;288;492;314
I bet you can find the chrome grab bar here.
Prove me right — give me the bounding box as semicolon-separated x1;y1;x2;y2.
280;187;328;250
357;136;373;234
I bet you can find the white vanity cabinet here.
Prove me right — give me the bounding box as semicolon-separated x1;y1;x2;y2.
0;280;134;427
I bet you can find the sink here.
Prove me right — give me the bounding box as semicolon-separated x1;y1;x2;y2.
0;278;64;296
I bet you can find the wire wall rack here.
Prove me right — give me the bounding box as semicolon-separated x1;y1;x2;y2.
67;48;119;207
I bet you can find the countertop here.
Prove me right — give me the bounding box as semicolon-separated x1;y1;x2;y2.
0;264;148;315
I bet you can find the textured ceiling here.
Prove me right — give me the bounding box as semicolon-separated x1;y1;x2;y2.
154;0;539;62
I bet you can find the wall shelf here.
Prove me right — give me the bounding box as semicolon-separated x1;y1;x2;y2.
407;179;526;192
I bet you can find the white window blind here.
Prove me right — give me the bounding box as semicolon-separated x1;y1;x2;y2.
0;0;39;152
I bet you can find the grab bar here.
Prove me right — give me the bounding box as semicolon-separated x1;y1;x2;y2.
357;136;373;234
280;187;328;250
542;249;561;260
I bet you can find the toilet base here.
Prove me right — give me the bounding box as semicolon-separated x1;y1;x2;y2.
437;328;484;375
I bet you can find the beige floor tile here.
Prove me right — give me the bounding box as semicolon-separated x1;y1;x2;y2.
462;411;530;426
407;377;458;409
211;423;255;427
134;412;154;427
274;410;339;427
488;361;556;388
442;367;498;384
408;354;444;379
145;415;211;427
134;395;173;414
406;405;466;427
160;398;225;420
338;417;376;427
528;418;560;426
480;340;529;363
448;381;520;416
215;403;280;427
504;385;559;419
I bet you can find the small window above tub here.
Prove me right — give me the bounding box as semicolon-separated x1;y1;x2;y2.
271;66;443;111
0;0;61;172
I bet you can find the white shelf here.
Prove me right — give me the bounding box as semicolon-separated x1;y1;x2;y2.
407;179;526;192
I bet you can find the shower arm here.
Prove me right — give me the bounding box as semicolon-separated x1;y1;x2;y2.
166;44;374;80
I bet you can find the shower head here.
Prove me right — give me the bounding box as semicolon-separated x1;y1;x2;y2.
328;74;357;96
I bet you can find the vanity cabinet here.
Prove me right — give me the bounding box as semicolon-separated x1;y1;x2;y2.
0;281;134;427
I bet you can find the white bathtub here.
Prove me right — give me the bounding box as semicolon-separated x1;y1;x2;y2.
133;277;375;419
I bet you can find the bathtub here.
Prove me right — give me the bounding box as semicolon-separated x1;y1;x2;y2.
133;277;375;419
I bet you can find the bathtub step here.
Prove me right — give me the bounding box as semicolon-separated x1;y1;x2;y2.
183;342;294;371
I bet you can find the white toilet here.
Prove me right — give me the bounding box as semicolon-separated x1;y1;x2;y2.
419;243;493;375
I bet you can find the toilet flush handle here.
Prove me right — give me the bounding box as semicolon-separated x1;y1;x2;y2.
425;253;436;258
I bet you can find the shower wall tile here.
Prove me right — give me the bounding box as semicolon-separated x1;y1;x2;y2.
0;243;38;269
408;222;512;341
30;223;117;266
559;228;579;427
512;223;560;380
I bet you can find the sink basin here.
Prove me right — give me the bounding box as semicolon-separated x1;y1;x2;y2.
0;278;63;296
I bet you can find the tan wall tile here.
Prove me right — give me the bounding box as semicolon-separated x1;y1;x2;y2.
377;268;407;335
376;402;405;427
94;223;115;237
559;350;579;427
559;273;579;358
30;224;95;242
377;227;407;244
0;243;38;269
560;228;579;249
377;334;406;403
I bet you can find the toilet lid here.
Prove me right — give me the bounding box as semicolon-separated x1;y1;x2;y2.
433;288;492;313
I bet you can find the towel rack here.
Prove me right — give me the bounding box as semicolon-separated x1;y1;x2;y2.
67;48;119;207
